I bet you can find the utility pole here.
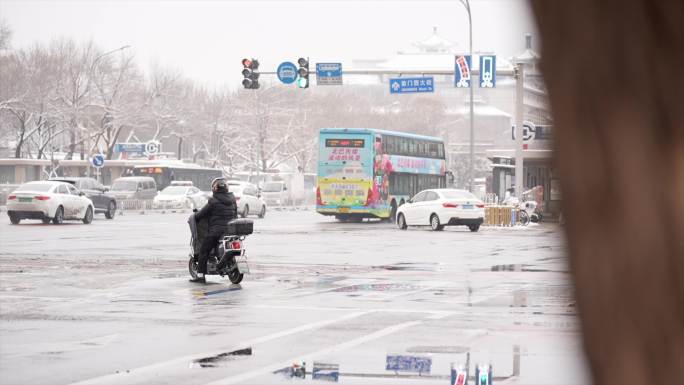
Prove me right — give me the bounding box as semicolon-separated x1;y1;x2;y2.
514;63;524;199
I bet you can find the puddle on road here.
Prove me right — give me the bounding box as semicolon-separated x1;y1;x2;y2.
374;263;438;272
193;347;252;368
154;272;186;279
470;264;568;273
490;264;549;272
194;285;242;298
110;299;172;304
407;345;469;354
332;283;421;293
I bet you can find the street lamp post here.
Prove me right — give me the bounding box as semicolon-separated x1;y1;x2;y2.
87;45;130;181
89;45;131;78
459;0;475;192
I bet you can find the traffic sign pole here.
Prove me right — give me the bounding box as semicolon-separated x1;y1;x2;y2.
515;63;524;200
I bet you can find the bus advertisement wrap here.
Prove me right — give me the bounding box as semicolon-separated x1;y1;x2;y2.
317;128;447;220
388;155;445;175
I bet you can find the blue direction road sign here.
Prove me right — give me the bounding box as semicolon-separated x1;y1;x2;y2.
455;55;472;88
316;63;342;85
115;143;145;154
479;55;496;88
277;61;298;84
389;77;434;94
386;355;432;374
91;154;105;168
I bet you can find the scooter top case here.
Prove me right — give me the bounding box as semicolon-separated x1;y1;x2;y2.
226;218;254;236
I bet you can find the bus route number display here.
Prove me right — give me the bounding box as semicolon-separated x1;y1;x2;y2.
325;139;364;148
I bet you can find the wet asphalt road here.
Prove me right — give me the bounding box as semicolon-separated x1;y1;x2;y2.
0;209;589;385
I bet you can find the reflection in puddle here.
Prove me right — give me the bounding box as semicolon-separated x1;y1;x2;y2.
487;264;563;273
374;263;438;272
193;347;252;368
332;283;421;292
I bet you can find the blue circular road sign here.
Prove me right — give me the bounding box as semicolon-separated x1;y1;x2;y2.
91;154;105;168
277;61;298;84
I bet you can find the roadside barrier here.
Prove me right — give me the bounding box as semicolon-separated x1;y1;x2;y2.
117;199;188;215
484;206;520;226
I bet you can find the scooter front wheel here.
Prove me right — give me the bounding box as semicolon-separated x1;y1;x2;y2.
188;255;200;279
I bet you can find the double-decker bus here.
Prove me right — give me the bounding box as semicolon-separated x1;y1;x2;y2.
316;128;446;221
132;164;223;190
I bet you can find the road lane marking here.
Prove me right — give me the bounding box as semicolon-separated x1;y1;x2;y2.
203;319;426;385
68;310;369;385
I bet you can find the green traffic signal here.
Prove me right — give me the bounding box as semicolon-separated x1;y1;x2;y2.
297;57;309;89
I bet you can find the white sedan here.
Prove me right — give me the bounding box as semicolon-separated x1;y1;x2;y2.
227;181;267;218
396;189;485;232
152;186;207;210
6;181;95;225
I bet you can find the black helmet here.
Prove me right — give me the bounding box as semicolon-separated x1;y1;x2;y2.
211;178;228;192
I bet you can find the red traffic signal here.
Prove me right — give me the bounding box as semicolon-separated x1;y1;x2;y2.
241;58;260;89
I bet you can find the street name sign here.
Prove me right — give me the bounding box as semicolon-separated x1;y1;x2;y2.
316;63;343;85
389;77;434;94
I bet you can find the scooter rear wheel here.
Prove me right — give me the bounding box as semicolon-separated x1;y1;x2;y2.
228;269;243;284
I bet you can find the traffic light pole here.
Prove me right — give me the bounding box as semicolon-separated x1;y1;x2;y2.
251;69;515;76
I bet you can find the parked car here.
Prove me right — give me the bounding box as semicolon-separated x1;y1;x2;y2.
227;180;267;218
110;177;157;200
396;189;485;232
152;185;207;210
6;181;95;225
50;177;117;219
260;181;288;207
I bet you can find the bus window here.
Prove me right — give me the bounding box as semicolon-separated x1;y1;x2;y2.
429;143;439;158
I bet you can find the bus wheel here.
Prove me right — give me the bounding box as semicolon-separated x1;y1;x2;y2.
335;215;349;222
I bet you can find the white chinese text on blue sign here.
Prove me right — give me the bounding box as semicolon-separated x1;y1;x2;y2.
316;63;342;85
389;77;434;94
386;355;432;374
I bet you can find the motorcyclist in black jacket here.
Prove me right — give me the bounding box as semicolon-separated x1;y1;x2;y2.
190;178;237;283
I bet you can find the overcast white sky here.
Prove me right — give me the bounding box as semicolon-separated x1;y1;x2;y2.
0;0;537;89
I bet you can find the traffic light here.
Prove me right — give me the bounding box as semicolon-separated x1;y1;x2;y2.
297;57;309;88
242;58;260;89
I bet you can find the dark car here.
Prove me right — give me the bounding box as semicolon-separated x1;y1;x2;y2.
50;177;117;219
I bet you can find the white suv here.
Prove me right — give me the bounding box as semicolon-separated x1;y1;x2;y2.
226;181;267;218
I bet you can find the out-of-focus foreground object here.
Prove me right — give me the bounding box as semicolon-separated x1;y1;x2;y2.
529;1;684;383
